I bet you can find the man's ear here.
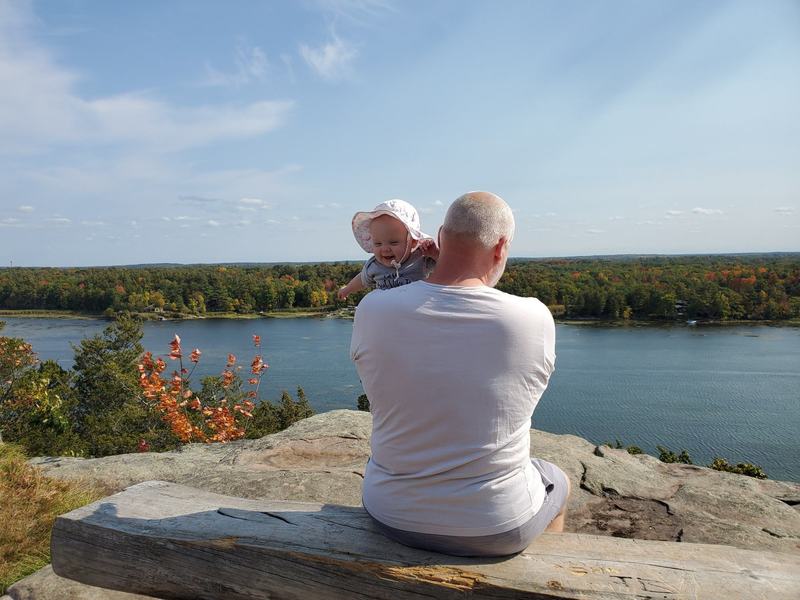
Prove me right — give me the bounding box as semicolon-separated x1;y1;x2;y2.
494;237;509;261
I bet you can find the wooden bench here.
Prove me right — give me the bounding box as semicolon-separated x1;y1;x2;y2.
51;480;800;599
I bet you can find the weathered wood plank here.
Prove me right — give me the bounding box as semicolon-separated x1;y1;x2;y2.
51;481;800;600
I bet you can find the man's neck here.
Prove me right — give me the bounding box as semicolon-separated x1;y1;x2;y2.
425;275;487;287
427;234;505;287
425;258;490;287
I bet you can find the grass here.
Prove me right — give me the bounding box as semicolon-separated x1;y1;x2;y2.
0;309;101;320
0;444;110;593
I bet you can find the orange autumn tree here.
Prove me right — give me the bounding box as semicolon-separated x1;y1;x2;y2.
138;334;267;443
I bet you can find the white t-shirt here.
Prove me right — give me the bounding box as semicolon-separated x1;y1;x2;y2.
351;281;556;536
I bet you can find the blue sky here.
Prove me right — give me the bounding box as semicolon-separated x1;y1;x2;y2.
0;0;798;266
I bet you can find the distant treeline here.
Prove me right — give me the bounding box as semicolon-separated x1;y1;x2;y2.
1;255;798;321
500;255;800;320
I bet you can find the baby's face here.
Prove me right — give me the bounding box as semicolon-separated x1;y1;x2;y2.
369;215;410;267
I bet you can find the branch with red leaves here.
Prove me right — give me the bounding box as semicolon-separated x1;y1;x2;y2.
137;334;268;444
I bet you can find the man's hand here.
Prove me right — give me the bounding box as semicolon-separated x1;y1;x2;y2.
337;287;349;300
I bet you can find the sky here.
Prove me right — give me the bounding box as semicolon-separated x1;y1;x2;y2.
0;0;798;266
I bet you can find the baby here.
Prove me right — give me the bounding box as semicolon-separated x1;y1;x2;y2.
338;199;439;299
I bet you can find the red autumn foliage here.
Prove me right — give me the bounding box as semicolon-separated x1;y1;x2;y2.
137;334;265;444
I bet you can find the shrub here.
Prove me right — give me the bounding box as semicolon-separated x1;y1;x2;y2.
603;438;642;455
709;457;767;479
656;445;693;464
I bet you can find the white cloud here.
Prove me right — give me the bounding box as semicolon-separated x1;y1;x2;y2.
300;33;357;81
313;202;342;210
239;197;268;206
692;207;723;215
207;219;221;227
45;217;71;225
85;96;292;152
1;217;21;225
0;5;292;155
8;161;301;236
80;220;105;227
608;215;625;221
433;200;443;206
585;229;604;234
665;210;684;216
774;206;795;215
201;43;268;87
17;204;34;212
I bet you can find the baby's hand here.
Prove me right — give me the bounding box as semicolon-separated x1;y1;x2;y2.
418;238;440;260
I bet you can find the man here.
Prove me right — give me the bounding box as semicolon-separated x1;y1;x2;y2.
351;191;569;557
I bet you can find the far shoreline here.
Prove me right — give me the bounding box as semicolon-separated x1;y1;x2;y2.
1;309;798;328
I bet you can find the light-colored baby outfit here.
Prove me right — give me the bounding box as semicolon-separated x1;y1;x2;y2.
352;199;434;290
360;249;435;290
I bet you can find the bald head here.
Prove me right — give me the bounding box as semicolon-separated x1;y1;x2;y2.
441;191;515;249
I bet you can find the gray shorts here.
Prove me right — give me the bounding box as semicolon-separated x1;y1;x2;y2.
366;458;570;557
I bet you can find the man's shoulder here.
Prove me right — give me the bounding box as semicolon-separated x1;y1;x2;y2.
488;290;555;327
490;288;550;310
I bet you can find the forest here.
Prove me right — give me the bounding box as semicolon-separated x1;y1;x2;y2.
0;254;798;321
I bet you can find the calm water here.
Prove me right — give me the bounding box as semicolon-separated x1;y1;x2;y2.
2;317;799;481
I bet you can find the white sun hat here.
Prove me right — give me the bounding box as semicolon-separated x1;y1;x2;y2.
351;199;432;253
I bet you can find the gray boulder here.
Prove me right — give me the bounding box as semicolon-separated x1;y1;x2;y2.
8;409;798;599
30;409;800;553
1;566;151;600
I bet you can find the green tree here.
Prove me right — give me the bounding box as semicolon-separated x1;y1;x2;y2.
276;387;313;430
71;315;176;456
0;321;38;445
0;324;81;455
246;401;279;438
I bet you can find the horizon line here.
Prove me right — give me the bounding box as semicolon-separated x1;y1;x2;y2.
2;250;799;270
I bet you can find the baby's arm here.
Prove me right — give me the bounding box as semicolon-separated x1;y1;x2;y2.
338;274;366;300
418;238;440;261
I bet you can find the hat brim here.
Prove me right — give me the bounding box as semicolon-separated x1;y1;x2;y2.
352;210;431;253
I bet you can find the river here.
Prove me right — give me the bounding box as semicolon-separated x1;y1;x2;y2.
2;316;798;481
